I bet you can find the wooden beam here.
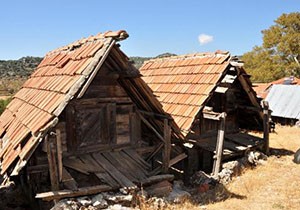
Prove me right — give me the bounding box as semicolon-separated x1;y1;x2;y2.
203;111;222;121
237;74;263;119
72;97;132;105
139;110;173;120
77;40;116;98
262;101;270;155
36;184;113;201
212;112;226;177
45;135;59;191
168;153;187;168
137;112;165;143
162;119;171;173
146;143;163;162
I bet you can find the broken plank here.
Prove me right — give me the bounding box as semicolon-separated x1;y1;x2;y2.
94;172;119;188
101;152;138;182
112;151;147;181
63;157;91;175
79;154;105;173
36;184;113;201
124;149;151;169
119;150;149;176
92;153;137;189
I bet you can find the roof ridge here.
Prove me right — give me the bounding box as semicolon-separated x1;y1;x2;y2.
47;30;128;55
145;50;230;63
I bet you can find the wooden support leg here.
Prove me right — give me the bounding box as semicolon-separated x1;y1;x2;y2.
56;128;63;182
262;101;270;155
46;135;59;191
212;112;226;177
162;119;171;173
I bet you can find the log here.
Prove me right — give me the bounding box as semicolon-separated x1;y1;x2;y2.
140;174;174;186
36;184;113;201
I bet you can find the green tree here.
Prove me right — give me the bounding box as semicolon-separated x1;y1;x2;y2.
242;12;300;82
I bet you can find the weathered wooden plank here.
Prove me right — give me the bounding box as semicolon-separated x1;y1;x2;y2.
63;157;90;175
79;154;119;187
94;172;119;188
62;167;78;190
262;101;270;155
138;112;165;143
73;97;132;105
113;151;147;181
36;185;113;201
92;153;137;189
168;153;187;168
46;135;59;191
101;152;138;182
123;149;151;169
56;128;63;181
162;119;171;173
130;112;141;146
140;174;174;186
146;143;163;162
212;112;226;177
79;154;105;173
66;105;77;151
120;150;149;176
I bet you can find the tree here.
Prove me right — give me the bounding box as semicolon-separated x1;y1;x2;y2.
242;12;300;82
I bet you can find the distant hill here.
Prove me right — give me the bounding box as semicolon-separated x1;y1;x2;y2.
0;56;43;78
0;53;177;78
129;53;177;69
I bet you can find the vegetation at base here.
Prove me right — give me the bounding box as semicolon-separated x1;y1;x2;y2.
0;97;12;114
242;12;300;82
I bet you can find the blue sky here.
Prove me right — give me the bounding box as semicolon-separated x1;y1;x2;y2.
0;0;299;60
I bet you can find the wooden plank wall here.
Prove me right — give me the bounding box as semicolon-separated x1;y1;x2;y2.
63;62;141;153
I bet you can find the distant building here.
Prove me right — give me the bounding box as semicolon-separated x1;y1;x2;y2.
253;76;300;99
265;84;300;125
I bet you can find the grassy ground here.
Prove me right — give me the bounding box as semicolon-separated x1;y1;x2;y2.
155;125;300;210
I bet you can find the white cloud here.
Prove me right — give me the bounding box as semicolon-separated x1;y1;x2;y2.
198;34;214;45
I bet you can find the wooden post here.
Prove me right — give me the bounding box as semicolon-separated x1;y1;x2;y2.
212;112;226;177
262;101;270;155
162;119;171;173
56;128;63;182
45;135;59;191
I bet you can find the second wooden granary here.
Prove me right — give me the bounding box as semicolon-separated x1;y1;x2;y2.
140;51;269;176
0;30;184;201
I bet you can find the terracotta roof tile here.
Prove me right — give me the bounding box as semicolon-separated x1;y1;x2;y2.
140;51;231;134
0;30;129;175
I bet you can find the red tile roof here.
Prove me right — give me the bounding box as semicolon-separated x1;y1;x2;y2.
0;30;129;175
140;51;230;134
253;76;300;99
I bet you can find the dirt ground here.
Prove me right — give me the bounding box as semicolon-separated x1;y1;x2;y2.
1;125;299;210
166;125;300;210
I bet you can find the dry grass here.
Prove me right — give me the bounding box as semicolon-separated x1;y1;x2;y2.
151;126;300;210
